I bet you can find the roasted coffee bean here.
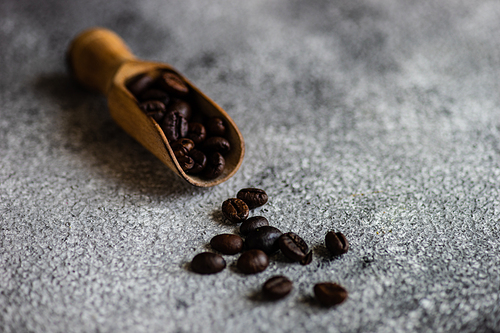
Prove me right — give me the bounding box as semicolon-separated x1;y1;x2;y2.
239;216;269;236
206;117;226;136
127;73;154;97
176;155;194;171
165;99;192;120
300;251;313;266
221;198;249;223
186;149;207;174
139;89;170;105
171;138;195;153
161;111;188;142
237;249;269;274
314;282;348;307
237;188;268;209
203;152;225;179
278;232;309;262
262;276;293;300
210;234;243;255
202;137;231;155
245;226;282;254
160;71;189;97
187;122;207;144
325;231;349;256
191;252;226;274
138;100;166;122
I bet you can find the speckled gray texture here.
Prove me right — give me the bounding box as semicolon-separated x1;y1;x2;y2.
1;0;500;332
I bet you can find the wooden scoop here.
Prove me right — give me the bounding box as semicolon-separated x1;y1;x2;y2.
67;28;244;187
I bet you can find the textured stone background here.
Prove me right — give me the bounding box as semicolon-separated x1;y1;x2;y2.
1;0;500;332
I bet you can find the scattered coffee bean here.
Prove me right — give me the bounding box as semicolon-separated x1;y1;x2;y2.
245;226;282;254
139;89;170;105
325;231;349;256
161;111;188;142
237;188;268;209
210;234;243;255
187;122;207;144
187;149;207;174
160;71;189;97
237;249;269;274
314;282;348;307
262;276;293;300
126;73;154;96
221;198;249;223
239;216;269;236
165;99;192;120
138;100;166;122
278;232;309;262
191;252;226;274
203;152;225;179
300;250;313;265
202;137;231;155
206;117;226;136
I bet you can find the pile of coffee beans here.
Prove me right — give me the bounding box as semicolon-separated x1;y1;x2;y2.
126;70;232;178
190;187;350;306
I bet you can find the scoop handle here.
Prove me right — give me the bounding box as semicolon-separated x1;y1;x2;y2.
67;28;136;95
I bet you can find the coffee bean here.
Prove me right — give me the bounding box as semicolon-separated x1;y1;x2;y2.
262;276;293;300
278;232;309;262
237;188;268;209
221;198;249;223
176;154;194;171
245;226;282;254
237;249;269;274
202;137;231;155
325;231;349;256
186;149;206;174
203;152;225;179
161;111;188;142
206;117;226;136
138;100;166;122
170;138;195;153
239;216;269;236
187;122;207;144
314;282;348;307
160;71;189;97
127;73;154;97
191;252;226;274
166;99;192;120
300;251;313;266
139;89;170;105
210;234;243;255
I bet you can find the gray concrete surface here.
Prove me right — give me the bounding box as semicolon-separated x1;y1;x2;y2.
1;0;500;332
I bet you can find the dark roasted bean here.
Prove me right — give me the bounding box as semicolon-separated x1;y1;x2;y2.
187;122;207;144
262;276;293;300
139;89;170;105
191;252;226;274
237;249;269;274
127;73;154;97
237;188;268;209
210;234;243;255
300;251;313;266
245;226;282;254
138;100;166;122
278;232;309;262
202;137;231;155
203;152;225;179
176;155;194;171
314;282;348;307
165;99;192;120
239;216;269;236
170;138;195;153
206;117;226;136
221;198;249;223
160;72;189;97
187;149;206;174
161;111;188;142
325;231;349;256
